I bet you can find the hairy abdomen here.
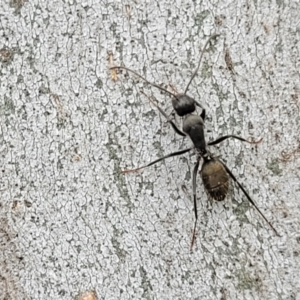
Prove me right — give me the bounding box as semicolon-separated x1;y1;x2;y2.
201;159;229;201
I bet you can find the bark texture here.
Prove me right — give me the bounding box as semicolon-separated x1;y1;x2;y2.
0;0;299;299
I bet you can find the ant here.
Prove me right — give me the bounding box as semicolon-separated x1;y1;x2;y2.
111;35;280;249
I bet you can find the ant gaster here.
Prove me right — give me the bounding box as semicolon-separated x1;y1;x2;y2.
111;35;280;249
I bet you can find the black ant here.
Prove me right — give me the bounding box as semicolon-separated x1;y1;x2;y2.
111;35;280;249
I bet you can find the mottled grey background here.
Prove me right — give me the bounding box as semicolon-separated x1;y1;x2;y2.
0;0;299;299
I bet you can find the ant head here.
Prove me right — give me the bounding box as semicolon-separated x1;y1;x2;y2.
172;94;196;116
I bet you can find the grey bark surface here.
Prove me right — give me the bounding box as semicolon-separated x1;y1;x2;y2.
0;0;299;299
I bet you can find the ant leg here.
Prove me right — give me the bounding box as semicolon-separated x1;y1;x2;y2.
195;100;204;109
122;148;192;174
200;108;206;121
190;156;201;250
208;135;262;146
220;160;280;236
140;91;186;137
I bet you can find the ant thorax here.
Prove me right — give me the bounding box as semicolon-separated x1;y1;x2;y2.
182;114;206;150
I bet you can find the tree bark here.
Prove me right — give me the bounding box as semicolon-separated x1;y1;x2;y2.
0;0;299;299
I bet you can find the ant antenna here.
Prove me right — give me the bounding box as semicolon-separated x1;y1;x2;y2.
184;34;220;94
110;34;219;101
110;66;177;99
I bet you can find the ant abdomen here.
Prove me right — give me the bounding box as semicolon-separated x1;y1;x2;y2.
201;159;229;201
